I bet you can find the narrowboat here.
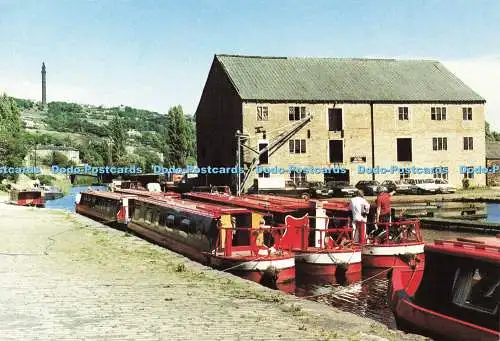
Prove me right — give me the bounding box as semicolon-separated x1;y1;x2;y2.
127;196;295;283
320;199;425;269
294;200;361;276
75;190;135;225
40;185;64;200
183;192;362;277
76;190;295;284
114;187;181;199
9;189;45;207
389;236;500;341
362;219;425;269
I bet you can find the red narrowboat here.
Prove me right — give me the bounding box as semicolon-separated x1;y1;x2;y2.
76;191;135;225
321;199;425;270
76;190;295;284
183;192;362;277
362;219;425;269
389;236;500;341
9;189;45;207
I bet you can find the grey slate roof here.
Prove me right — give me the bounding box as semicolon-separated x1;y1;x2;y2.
486;141;500;159
216;55;485;103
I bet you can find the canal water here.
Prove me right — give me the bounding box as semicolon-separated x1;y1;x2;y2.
44;185;107;211
46;187;500;331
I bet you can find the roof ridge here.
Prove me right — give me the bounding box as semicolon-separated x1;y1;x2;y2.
215;54;439;62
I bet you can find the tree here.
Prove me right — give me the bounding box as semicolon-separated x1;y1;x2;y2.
110;116;126;163
486;121;500;142
135;146;162;173
0;94;26;181
164;105;189;167
115;153;146;170
0;94;22;135
51;151;73;167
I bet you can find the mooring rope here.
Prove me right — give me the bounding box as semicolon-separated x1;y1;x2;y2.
300;267;394;300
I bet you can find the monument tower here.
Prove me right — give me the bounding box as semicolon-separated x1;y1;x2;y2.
41;62;46;106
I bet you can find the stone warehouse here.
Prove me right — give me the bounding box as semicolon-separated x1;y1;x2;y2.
196;54;486;189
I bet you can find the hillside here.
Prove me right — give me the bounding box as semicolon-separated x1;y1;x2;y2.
15;98;196;170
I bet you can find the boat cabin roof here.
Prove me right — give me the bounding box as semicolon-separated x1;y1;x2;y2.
184;192;304;213
85;191;136;200
318;200;350;211
244;194;311;209
426;236;500;263
115;188;180;198
135;196;251;218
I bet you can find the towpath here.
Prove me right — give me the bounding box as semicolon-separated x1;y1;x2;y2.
0;203;426;341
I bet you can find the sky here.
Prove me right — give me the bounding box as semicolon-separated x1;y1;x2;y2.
1;0;499;129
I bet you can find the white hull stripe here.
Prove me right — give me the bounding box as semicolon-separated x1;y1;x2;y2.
362;243;424;256
210;257;295;271
295;252;362;265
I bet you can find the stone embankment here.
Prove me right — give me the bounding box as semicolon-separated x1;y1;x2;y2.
0;203;427;340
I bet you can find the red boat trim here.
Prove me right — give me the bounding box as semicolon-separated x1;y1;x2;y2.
398;296;500;336
427;239;500;262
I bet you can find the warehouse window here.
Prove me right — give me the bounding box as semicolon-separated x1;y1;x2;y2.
257;106;268;121
289;106;306;121
328;108;343;131
432;137;448;151
289;139;306;154
397;138;412;162
329;140;343;163
464;137;474;150
431;107;447;120
463;166;474;179
462;107;473;120
398;107;409;120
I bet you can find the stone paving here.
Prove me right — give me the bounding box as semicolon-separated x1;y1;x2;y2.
0;204;427;341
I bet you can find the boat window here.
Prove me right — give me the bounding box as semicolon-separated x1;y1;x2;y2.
159;211;167;226
452;266;500;315
154;209;160;225
166;215;175;227
145;207;152;224
134;204;142;220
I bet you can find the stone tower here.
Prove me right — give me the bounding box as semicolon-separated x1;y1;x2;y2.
41;62;46;106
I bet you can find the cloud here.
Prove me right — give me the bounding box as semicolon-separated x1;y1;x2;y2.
443;56;500;130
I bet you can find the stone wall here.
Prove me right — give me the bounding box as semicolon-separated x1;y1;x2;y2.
241;102;486;188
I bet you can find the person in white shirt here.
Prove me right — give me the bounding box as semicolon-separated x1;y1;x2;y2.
348;190;371;243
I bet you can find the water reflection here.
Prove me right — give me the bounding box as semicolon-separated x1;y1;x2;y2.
486;203;500;223
279;269;397;329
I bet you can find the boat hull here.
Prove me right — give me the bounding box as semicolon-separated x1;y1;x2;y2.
128;221;210;264
294;248;362;275
389;268;500;341
210;256;296;283
10;198;45;207
362;243;425;268
44;192;64;200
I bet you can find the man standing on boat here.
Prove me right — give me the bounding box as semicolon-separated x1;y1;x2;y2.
376;185;396;224
348;190;370;244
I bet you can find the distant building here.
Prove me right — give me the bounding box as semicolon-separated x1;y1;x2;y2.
127;129;142;138
486;141;500;187
196;54;486;189
25;145;80;165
